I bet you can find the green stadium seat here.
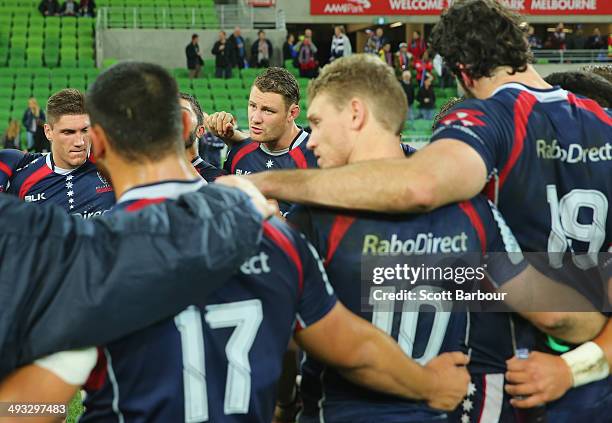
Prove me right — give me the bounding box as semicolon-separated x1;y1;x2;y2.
208;79;226;90
61;17;78;27
14;86;32;98
226;79;244;90
102;58;117;68
32;79;49;89
0;68;15;77
191;79;208;90
15;73;31;84
8;56;25;67
31;68;50;77
240;68;260;82
32;87;49;100
78;57;95;68
61;56;78;68
26;55;43;67
83;68;100;80
172;68;190;79
0;77;13;89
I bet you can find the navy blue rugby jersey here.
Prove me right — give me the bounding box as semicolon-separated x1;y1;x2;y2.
288;195;526;421
191;155;226;182
81;179;337;423
4;152;114;218
431;83;612;258
431;83;612;414
223;129;317;215
0;148;25;192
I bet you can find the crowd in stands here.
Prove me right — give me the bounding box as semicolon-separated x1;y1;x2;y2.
38;0;96;17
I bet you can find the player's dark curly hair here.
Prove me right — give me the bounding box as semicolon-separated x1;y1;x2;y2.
545;71;612;108
429;0;533;81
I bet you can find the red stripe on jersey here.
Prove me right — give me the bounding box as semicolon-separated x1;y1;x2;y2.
477;374;487;423
567;93;612;126
289;147;308;169
18;165;53;199
125;197;167;212
83;347;108;391
0;161;13;178
263;221;304;294
498;91;538;190
230;142;259;174
458;201;486;253
325;215;356;266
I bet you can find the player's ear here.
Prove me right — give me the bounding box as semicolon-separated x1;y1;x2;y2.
196;124;205;138
88;124;107;162
349;98;366;131
288;104;300;122
181;110;191;141
43;123;53;144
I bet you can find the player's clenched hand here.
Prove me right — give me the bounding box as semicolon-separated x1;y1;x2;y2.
423;352;470;411
216;175;278;220
205;111;236;140
505;351;572;408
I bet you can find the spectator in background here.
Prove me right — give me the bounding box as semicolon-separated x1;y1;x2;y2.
545;22;566;50
586;27;606;50
394;42;413;77
78;0;96;17
298;38;318;78
567;24;586;49
3;120;20;150
330;25;352;62
526;25;542;50
373;27;387;53
228;26;247;69
212;31;233;78
283;33;297;64
251;30;273;68
60;0;77;16
408;30;426;60
295;28;318;58
38;0;60;16
413;51;433;86
22;97;45;151
379;42;393;67
433;53;454;88
399;70;415;128
363;29;377;54
416;75;436;120
185;33;203;79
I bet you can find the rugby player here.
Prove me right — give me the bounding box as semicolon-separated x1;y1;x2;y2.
79;61;471;423
235;1;612;420
206;67;317;215
284;54;606;423
178;92;226;182
0;89;114;218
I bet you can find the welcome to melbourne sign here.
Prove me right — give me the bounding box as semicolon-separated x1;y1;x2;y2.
311;0;612;16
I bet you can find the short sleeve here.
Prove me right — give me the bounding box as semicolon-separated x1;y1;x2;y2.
430;98;512;178
0;149;25;191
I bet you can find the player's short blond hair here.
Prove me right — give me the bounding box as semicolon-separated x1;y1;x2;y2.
307;54;407;135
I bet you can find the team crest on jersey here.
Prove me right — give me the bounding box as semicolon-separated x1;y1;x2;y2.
440;109;486;127
95;172;113;193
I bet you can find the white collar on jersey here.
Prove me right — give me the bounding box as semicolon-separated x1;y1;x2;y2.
492;82;569;103
258;129;308;156
191;156;204;166
45;153;80;175
117;179;206;205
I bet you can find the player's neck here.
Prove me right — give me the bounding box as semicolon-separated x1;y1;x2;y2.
109;152;197;200
475;65;552;99
186;142;198;162
348;126;404;164
265;123;301;152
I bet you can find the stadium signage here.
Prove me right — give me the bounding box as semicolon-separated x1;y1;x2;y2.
311;0;612;15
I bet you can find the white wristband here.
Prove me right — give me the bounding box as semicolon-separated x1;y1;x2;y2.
560;342;609;388
34;348;98;386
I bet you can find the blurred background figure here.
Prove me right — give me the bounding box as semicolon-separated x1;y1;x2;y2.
3;120;20;150
22;97;45;152
78;0;96;17
394;42;412;77
416;75;436;120
251;30;273;68
408;30;426;60
372;27;387;52
185;33;203;79
414;51;433;86
363;29;377;54
38;0;60;16
545;22;566;50
228;26;247;69
212;30;233;78
399;70;415;129
298;37;317;78
283;33;297;65
379;42;393;67
60;0;77;16
330;25;351;62
586;27;606;50
526;25;542;50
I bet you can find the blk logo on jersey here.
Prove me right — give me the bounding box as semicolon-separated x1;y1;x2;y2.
25;193;46;202
440;109;486;127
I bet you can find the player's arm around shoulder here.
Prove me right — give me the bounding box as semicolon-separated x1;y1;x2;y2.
293;302;470;411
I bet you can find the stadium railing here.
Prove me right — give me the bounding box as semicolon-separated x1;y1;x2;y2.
533;49;611;64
